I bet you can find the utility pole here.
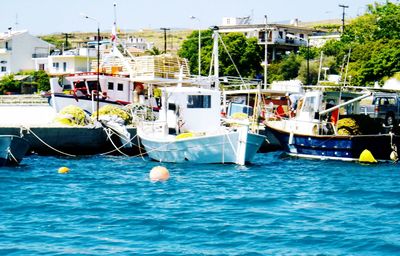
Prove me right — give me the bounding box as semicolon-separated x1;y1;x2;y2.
339;4;349;33
62;33;73;50
160;27;170;53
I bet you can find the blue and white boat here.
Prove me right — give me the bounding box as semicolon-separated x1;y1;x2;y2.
0;135;30;166
138;86;265;165
264;88;400;161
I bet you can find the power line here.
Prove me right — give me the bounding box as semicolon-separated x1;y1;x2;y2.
160;27;170;53
62;33;73;50
339;4;349;33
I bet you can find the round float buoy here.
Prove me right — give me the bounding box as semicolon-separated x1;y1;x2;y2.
58;167;70;174
359;149;377;164
390;150;398;162
149;166;170;181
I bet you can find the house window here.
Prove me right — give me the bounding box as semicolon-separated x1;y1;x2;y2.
279;31;283;39
300;34;304;39
53;62;59;69
187;95;211;108
1;66;6;72
108;82;114;90
63;62;67;72
38;64;45;70
259;31;266;42
117;83;123;91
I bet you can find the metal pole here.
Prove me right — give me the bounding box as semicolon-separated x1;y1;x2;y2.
317;51;323;84
160;28;170;53
81;13;101;120
264;15;268;89
307;38;310;85
96;25;100;121
191;16;201;76
198;26;201;76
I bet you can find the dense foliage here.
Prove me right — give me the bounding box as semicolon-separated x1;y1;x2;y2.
321;1;400;86
178;1;400;86
178;30;264;78
0;71;50;94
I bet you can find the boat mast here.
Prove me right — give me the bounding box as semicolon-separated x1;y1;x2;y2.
211;26;220;89
112;3;118;52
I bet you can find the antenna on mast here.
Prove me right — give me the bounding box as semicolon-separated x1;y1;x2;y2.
15;13;19;30
111;2;118;50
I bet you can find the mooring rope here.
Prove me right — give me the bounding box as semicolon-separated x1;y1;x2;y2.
7;148;19;164
21;126;76;157
99;127;139;155
103;128;130;157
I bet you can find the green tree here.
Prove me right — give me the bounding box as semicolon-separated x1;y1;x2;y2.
178;29;213;76
321;1;400;86
32;70;50;92
179;30;263;78
266;53;302;83
0;75;21;94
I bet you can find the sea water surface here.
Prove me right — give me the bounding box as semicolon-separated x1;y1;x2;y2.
1;153;400;255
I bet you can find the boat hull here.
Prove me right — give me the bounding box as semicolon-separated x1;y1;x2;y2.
0;136;30;166
265;123;400;161
139;131;265;164
0;126;140;156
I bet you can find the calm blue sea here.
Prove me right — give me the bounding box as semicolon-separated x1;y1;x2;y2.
1;153;400;255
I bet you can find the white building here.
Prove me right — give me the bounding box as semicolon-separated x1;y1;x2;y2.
39;48;97;75
0;28;53;76
222;17;251;26
218;20;316;60
124;36;154;51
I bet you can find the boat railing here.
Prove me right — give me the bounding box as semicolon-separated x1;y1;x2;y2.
220;76;262;91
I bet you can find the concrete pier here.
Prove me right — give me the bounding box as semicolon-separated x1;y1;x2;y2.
0;104;140;156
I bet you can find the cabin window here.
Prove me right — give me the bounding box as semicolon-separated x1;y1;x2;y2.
87;81;100;92
302;96;316;112
187;95;211;108
117;83;123;91
108;82;114;90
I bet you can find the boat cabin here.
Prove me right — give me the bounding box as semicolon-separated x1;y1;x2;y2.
159;87;221;133
51;73;135;103
293;90;370;135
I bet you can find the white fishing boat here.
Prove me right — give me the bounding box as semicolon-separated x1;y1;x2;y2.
137;86;265;165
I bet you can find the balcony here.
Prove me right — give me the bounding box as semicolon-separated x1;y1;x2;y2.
32;53;49;58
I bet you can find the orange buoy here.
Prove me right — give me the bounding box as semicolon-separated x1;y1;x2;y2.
149;166;170;181
58;166;70;174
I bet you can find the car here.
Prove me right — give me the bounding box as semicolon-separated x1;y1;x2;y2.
360;92;400;126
